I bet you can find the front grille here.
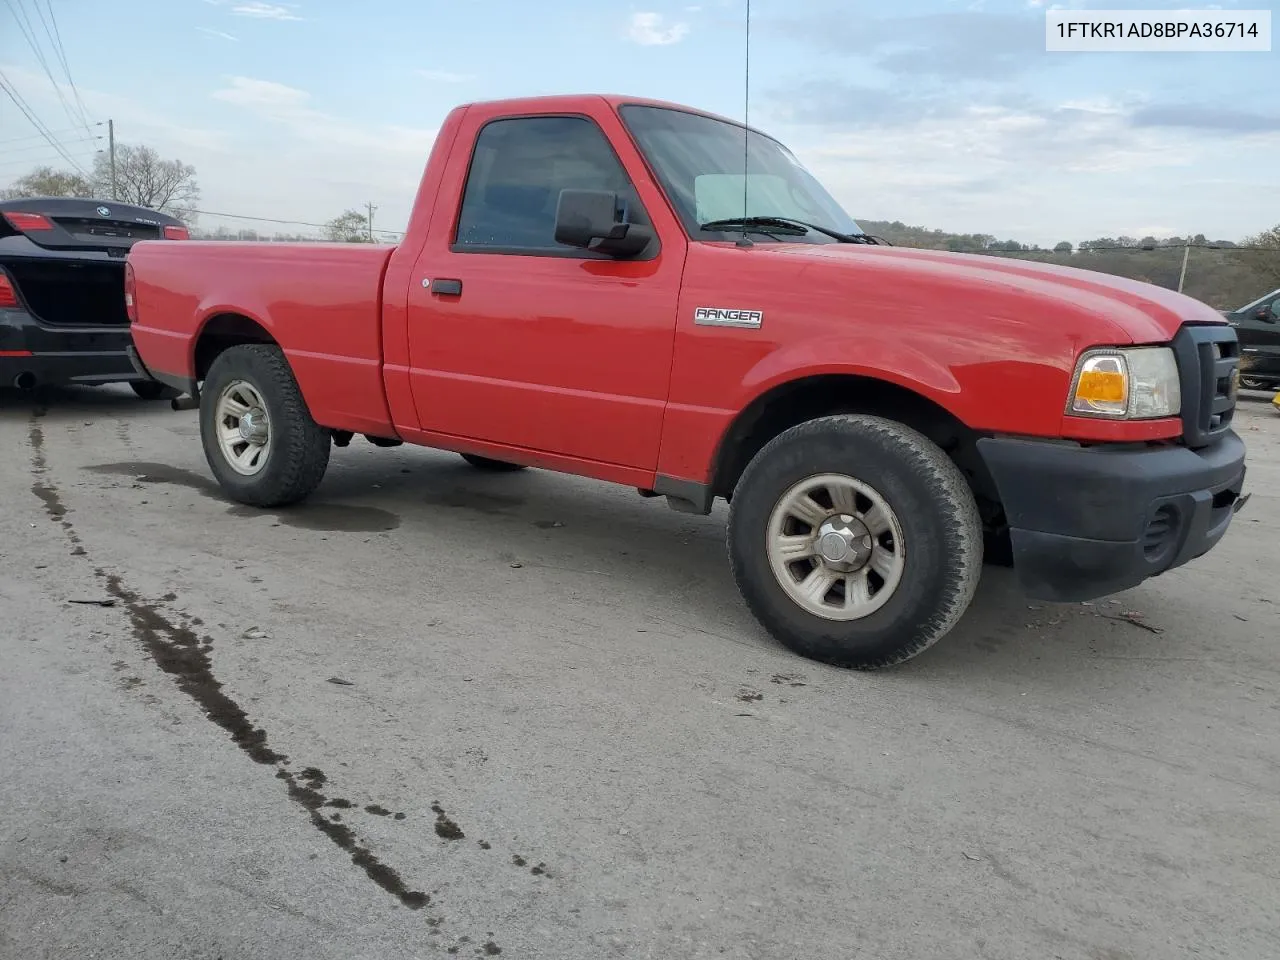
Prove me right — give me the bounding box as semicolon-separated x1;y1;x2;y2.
1171;323;1239;449
52;216;161;244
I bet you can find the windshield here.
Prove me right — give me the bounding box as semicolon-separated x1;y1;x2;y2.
619;104;863;243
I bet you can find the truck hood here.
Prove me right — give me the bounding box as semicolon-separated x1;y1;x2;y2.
761;243;1226;344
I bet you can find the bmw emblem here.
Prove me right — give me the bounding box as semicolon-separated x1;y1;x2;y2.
96;205;110;216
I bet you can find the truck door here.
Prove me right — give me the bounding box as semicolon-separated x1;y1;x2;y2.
404;112;683;471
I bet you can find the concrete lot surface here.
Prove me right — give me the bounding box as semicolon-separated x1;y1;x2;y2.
2;387;1277;960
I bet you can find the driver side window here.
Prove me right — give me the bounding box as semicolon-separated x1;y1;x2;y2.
453;115;647;255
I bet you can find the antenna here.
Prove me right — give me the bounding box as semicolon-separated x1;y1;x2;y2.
737;0;753;248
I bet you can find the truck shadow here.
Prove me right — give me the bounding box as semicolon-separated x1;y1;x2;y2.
296;449;1189;677
71;422;1208;678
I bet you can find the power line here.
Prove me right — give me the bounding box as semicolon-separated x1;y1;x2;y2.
0;121;101;146
2;0;83;137
0;133;102;156
0;68;90;175
187;207;405;237
38;0;93;136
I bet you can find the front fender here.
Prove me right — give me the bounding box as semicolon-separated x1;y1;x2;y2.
737;335;965;411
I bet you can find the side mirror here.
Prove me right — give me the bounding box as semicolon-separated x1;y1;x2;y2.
554;189;652;258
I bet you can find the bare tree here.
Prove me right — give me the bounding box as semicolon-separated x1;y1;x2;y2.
1241;224;1280;294
92;144;200;223
0;165;95;200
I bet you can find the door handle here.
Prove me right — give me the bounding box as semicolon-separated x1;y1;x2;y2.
423;277;463;296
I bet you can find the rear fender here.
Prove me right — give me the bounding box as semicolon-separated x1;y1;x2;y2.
189;300;279;376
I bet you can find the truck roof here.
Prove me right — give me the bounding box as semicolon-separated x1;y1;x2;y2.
452;93;777;140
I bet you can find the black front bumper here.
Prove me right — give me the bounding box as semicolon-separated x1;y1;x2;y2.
978;431;1248;602
0;307;140;388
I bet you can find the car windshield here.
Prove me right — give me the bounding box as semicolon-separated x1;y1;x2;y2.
1235;288;1280;312
619;104;863;243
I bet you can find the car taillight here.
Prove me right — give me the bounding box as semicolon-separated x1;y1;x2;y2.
3;211;54;232
163;224;189;240
124;262;137;323
0;273;17;308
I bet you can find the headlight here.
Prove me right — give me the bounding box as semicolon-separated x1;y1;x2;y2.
1068;346;1181;419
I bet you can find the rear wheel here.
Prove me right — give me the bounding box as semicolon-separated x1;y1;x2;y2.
460;453;527;472
727;414;983;669
1240;376;1273;391
199;344;330;507
130;380;181;401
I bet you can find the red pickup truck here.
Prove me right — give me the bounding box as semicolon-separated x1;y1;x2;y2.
125;94;1250;668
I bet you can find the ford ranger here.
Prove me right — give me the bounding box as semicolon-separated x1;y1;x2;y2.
125;94;1250;669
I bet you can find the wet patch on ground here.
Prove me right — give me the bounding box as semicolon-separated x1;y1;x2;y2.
31;419;443;919
421;487;526;516
432;802;465;840
25;422;582;948
85;461;401;532
225;502;400;533
84;461;218;493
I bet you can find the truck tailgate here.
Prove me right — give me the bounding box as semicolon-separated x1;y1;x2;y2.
129;240;398;435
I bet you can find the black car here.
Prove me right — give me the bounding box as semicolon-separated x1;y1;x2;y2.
0;196;189;398
1224;286;1280;391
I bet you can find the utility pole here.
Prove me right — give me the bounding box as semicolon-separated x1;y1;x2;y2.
107;119;119;200
365;201;376;242
1178;234;1191;294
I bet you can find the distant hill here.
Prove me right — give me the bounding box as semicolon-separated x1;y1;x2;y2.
854;219;1280;311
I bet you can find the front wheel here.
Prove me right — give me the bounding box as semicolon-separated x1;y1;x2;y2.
1240;376;1274;391
199;344;331;507
130;380;181;401
727;414;983;669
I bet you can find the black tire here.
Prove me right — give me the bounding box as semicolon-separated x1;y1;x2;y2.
460;453;527;472
1240;376;1272;391
199;344;330;507
727;414;983;669
130;380;181;401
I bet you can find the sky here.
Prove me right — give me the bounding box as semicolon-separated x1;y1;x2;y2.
1;0;1277;246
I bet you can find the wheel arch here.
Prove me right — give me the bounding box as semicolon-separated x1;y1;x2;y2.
709;373;1003;530
193;311;279;381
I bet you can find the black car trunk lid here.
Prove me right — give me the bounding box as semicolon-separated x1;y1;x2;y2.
0;197;181;256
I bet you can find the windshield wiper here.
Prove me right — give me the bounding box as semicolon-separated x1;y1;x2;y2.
698;216;877;244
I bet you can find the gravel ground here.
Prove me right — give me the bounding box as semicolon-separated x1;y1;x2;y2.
1;386;1277;960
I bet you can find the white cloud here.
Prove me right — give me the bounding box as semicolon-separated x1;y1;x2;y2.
212;76;310;111
628;12;690;45
197;27;239;41
0;62;225;158
205;75;438;229
416;69;475;84
777;101;1278;244
0;64;438;236
230;2;303;21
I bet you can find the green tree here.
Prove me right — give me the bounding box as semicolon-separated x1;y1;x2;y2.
1053;241;1073;253
0;165;95;200
325;209;371;242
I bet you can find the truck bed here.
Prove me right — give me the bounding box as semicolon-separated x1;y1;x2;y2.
128;240;398;436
